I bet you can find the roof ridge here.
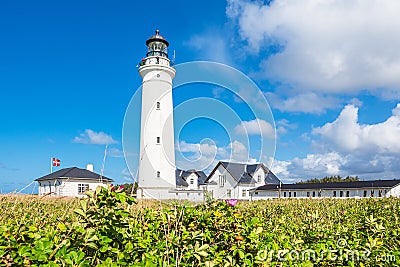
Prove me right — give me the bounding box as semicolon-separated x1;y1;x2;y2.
60;167;80;177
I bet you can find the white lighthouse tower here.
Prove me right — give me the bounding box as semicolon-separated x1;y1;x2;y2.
137;30;176;199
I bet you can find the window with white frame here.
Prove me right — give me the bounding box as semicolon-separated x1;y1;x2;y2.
189;178;194;185
227;189;231;198
156;102;160;109
257;175;261;183
78;184;89;194
242;189;246;197
218;175;226;187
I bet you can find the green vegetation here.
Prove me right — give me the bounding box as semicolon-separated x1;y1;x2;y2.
1;188;399;266
115;183;137;195
297;175;360;184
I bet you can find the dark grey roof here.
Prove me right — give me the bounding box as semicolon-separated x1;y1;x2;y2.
35;167;113;182
265;171;281;184
245;164;258;174
207;161;280;185
175;169;209;186
197;171;208;185
175;169;189;187
146;29;169;46
221;162;249;182
254;179;400;191
239;172;256;184
176;176;189;187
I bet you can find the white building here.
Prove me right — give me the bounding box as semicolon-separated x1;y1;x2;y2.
250;179;400;200
35;165;113;197
137;30;177;200
205;161;280;200
170;169;208;202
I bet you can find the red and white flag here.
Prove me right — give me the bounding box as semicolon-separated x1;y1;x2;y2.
52;158;60;167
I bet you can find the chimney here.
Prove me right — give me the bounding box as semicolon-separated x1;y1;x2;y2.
86;164;94;172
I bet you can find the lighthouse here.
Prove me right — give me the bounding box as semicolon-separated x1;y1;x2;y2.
137;30;176;199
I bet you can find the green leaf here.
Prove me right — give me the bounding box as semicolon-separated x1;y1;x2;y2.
80;199;87;211
198;244;209;251
74;208;86;217
197;251;209;257
57;223;67;231
28;225;38;232
238;250;245;259
255;226;263;235
86;242;98;250
86;190;94;198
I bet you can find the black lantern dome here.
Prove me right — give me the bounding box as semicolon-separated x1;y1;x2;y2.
146;30;169;58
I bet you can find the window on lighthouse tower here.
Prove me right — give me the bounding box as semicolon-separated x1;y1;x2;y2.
157;137;160;144
156;102;160;109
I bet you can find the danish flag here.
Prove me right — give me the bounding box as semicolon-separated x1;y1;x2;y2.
52;158;60;167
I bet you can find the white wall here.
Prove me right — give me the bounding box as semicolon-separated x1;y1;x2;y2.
251;187;398;200
387;184;400;197
206;164;276;200
173;190;204;202
38;179;110;198
138;60;177;197
207;164;239;199
136;188;205;202
186;173;199;190
253;167;266;187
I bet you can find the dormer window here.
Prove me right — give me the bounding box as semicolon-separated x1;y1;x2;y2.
257;175;261;183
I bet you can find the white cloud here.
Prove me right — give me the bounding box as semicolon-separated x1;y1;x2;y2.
108;148;124;158
176;139;257;172
212;87;225;99
265;92;340;114
121;168;134;182
234;118;275;137
185;30;232;65
276;119;297;135
227;0;400;96
292;152;346;176
177;140;218;157
73;129;118;145
272;103;400;181
313;103;400;154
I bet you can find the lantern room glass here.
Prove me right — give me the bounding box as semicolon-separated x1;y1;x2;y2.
147;41;168;58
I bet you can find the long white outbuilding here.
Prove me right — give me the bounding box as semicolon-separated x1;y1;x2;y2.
250;179;400;200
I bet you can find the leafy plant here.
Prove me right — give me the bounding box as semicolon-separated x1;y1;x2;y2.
1;191;400;266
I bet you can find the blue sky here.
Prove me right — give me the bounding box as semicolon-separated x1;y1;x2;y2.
1;0;400;193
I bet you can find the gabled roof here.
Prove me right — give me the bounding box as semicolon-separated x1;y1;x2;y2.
175;169;189;187
206;161;280;185
254;179;400;191
35;167;113;182
265;171;281;184
197;171;208;185
175;169;208;186
239;172;256;184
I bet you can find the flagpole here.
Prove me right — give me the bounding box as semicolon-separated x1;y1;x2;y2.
100;144;108;184
50;157;53;173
